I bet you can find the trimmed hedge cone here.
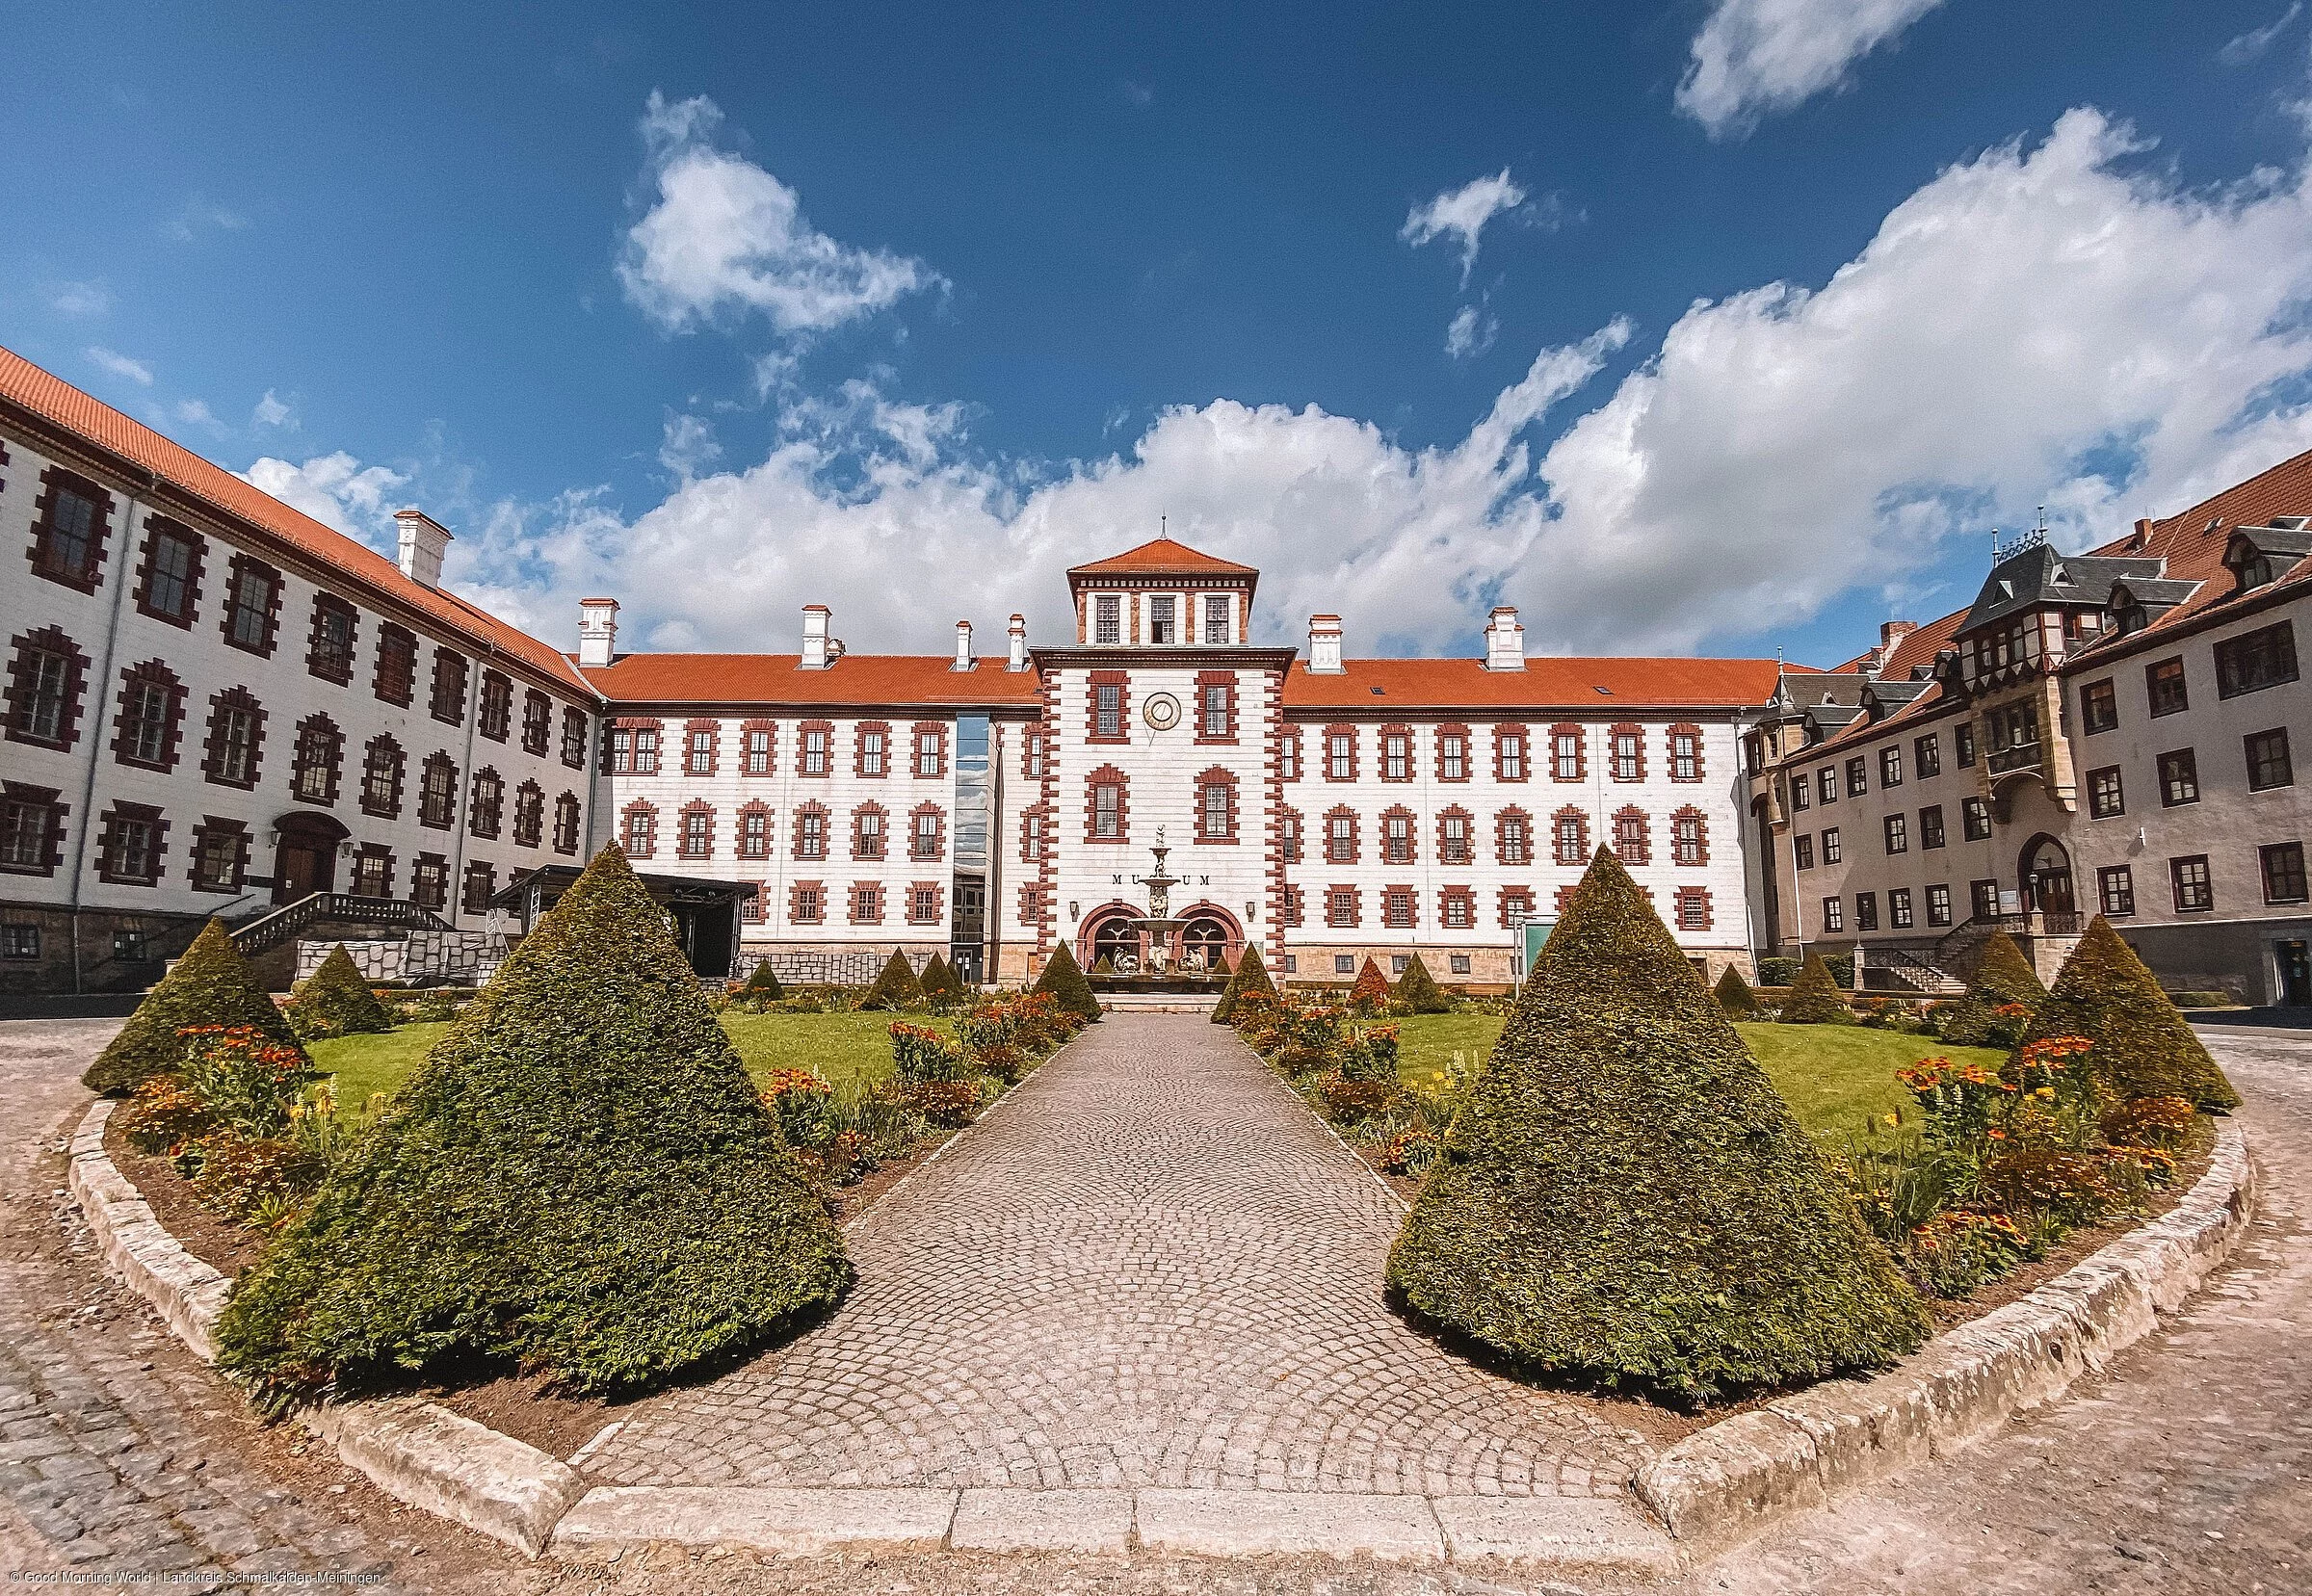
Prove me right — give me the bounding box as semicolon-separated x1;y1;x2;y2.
1032;940;1102;1023
1385;850;1929;1401
215;843;851;1398
742;960;784;1000
1713;963;1760;1016
1393;952;1452;1014
1777;952;1852;1025
862;948;927;1011
291;945;397;1035
84;919;310;1095
1212;943;1278;1024
2017;915;2241;1112
1936;931;2045;1046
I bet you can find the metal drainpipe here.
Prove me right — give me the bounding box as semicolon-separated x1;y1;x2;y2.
986;721;1005;987
66;483;146;994
447;646;482;931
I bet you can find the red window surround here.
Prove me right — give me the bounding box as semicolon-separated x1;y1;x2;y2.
1675;886;1714;931
850;881;884;925
1085;764;1130;844
1667;722;1706;782
1438;885;1476;929
4;626;92;752
789;879;826;925
1378;723;1415;782
373;623;417;707
1497;885;1536;929
797;720;834;777
1017;881;1049;927
1325;885;1361;929
1613;806;1651;865
1087;670;1131;745
620;800;658;858
94;800;167;886
219;554;284;659
0;782;68;877
1608;722;1646;782
1494;723;1531;782
910;721;949;779
199;687;267;791
1435;805;1474;864
678;799;715;859
1670;806;1710;866
1551;806;1589;866
1278;725;1302;782
1379;804;1417;864
1324;805;1359;865
1195;766;1239;843
793;801;830;859
1433;723;1472;782
736;799;774;859
854;720;891;777
1278;806;1303;863
683;719;721;777
740;718;778;776
1548;723;1586;782
1494;805;1532;866
908;802;947;861
852;801;887;860
1322;724;1358;781
1194;671;1239;745
906;880;945;925
1279;884;1305;927
1381;885;1418;929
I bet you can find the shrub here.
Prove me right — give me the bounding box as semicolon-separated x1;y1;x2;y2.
287;946;397;1040
407;988;463;1023
118;1074;212;1154
1213;943;1278;1024
1032;941;1102;1023
2017;917;2239;1112
889;1020;968;1083
1348;958;1393;1015
758;1067;838;1148
743;960;785;1002
215;843;851;1400
1938;933;2045;1047
1344;1023;1400;1083
1714;965;1759;1016
186;1130;323;1224
176;1026;315;1139
861;949;927;1011
85;920;309;1096
1777;953;1853;1025
1385;849;1928;1401
2167;989;2236;1008
1392;954;1452;1015
1318;1070;1400;1123
1755;956;1800;988
919;952;964;1009
1824;954;1855;989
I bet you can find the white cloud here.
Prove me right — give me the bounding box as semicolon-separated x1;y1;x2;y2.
1401;170;1527;285
49;280;110;317
452;104;2312;667
617;92;941;334
1444;305;1498;360
1678;0;1945;140
243;452;409;542
252;390;296;429
658;412;722;479
172;399;222;431
87;347;152;385
169;193;249;241
2220;2;2302;65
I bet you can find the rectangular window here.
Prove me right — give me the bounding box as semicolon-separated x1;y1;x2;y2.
1821;896;1844;933
1552;730;1580;781
2097;864;2135;917
478;673;512;741
1382;732;1409;779
682;809;710;857
2158;748;2199;807
1926;883;1952;927
1383;812;1412;863
793;884;825;924
747;726;774;774
307;597;355;682
1879;746;1903;788
119;679;171;767
2262;842;2309;905
1791;777;1810;812
1202;593;1230;644
1093;595;1120;645
1499;813;1530;864
854;810;881;857
1853;892;1878;932
1;799;56;874
1846;755;1868;797
687;728;714;775
1440;812;1470;864
1971;878;2001;921
798;811;825;857
1612;730;1641;781
2146;657;2189;717
2088;766;2125;819
1326;889;1357;929
1955;721;1976;768
522;692;552;755
1794;834;1815;870
1328;731;1353;779
1203;782;1230;838
916;728;941;776
1914;733;1940;778
1443;895;1473;929
1962;797;1992;841
1819;768;1837;803
411;856;448;910
375;625;416;706
1327;812;1354;863
1096;684;1122;740
1670;729;1700;781
1382;889;1415;929
1094;783;1120;838
1920;805;1945;850
1148;594;1176;644
913;812;941;857
140;526;198;622
1202;684;1230;739
2215;621;2298;699
2246;728;2294;792
1440;733;1466;781
2081;679;2118;734
1821;825;1842;865
1499;730;1526;781
1278;732;1300;780
1889;887;1913;929
1279;810;1300;861
2170;854;2214;913
561;707;589;768
214;705;257;786
1449;953;1471;974
429;650;468;723
1883;814;1907;854
803;726;828;774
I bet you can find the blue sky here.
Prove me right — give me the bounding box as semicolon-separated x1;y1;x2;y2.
9;1;2312;667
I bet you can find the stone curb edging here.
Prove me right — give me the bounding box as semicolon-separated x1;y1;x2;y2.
66;1099;231;1360
1632;1122;2256;1555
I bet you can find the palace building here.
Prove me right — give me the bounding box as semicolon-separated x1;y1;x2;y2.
4;345;2306;1004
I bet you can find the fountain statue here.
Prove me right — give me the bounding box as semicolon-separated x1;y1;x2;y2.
1127;829;1188;975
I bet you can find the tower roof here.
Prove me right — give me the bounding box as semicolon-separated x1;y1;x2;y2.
1066;537;1259;583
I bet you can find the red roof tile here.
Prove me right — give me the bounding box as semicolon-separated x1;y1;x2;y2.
0;346;593;696
1281;655;1782;712
580;653;1045;709
1067;537;1259;580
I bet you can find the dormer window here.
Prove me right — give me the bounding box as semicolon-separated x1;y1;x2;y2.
2114;598;2148;635
1093;595;1121;645
2238;553;2275;592
1148;594;1176;644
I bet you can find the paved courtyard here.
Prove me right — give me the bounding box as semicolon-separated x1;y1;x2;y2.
586;1012;1662;1497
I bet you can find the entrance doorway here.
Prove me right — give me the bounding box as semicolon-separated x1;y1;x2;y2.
1086;910;1143;973
2279;939;2312;1007
2019;834;2075;917
270;812;348;904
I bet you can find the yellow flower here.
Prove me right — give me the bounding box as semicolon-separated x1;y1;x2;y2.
1883;1112;1899;1128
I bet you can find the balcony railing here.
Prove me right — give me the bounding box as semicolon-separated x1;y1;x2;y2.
1985;741;2043;776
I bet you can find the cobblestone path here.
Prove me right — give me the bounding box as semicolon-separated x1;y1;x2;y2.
588;1012;1660;1498
0;1018;512;1591
1679;1023;2312;1596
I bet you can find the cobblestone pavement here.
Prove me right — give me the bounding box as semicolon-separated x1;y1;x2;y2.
589;1013;1660;1498
1673;1023;2312;1596
0;1018;518;1592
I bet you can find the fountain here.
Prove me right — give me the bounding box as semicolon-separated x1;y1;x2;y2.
1086;832;1229;994
1126;829;1189;975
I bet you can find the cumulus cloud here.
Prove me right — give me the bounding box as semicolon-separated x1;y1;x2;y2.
252;390;296;429
49;280;110;317
87;347;152;385
658;412;722;479
1401;170;1527;284
617;92;941;335
243;452;409;542
2220;2;2302;65
453;104;2312;667
1444;304;1498;360
1678;0;1945;139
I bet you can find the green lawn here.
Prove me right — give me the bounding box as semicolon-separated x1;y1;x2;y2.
307;1009;946;1116
1391;1012;2008;1140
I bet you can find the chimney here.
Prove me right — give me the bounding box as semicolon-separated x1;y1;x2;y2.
1307;615;1344;674
1007;614;1030;671
1878;619;1917;666
1483;605;1525;671
801;605;833;669
393;510;453;590
577;598;619;668
2129;516;2152;551
952;619;976;672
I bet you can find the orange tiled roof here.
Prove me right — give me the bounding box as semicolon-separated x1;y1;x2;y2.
1067;537;1259;580
1282;655;1782;712
0;346;594;696
580;652;1045;709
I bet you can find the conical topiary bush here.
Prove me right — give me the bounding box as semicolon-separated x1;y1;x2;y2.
919;952;955;1007
743;960;784;1001
215;843;851;1398
1213;942;1278;1024
1937;932;2045;1046
1777;952;1852;1025
2016;917;2240;1112
1348;956;1393;1014
1714;963;1759;1017
1385;850;1929;1401
85;920;310;1095
862;949;926;1011
1032;940;1101;1023
290;945;397;1036
1393;953;1452;1015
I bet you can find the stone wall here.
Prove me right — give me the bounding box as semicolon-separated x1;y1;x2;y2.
295;929;506;987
